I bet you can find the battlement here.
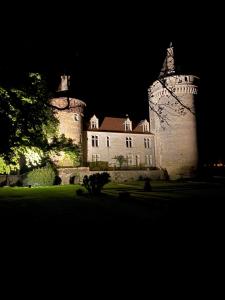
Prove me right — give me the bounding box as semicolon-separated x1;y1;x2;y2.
148;75;199;101
50;97;86;114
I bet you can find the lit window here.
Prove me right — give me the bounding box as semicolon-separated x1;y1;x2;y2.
92;136;99;147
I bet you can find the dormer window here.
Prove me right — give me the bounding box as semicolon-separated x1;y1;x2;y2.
91;120;97;129
124;117;132;131
142;120;149;132
90;115;99;129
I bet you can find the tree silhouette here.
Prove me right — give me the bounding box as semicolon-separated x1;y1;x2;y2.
0;72;80;173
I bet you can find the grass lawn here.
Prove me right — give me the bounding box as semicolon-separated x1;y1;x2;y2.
1;179;224;220
1;179;225;263
1;180;225;245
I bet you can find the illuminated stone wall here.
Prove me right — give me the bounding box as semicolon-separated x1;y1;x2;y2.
149;75;199;179
83;131;155;167
57;168;164;184
50;97;86;167
50;97;86;144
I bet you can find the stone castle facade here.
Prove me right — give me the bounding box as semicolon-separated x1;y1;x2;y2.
51;45;199;179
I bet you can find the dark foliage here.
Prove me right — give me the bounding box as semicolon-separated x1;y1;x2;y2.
76;188;84;196
118;191;131;200
83;172;110;195
143;177;152;191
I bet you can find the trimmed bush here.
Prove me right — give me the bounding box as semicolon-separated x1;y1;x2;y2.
83;172;110;195
23;165;57;186
76;188;84;196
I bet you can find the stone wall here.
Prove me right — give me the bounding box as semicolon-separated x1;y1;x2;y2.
0;175;21;186
50;97;86;145
84;131;155;167
0;168;164;187
149;75;199;179
57;167;164;184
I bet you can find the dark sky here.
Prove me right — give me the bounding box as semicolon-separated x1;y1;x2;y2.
0;3;224;162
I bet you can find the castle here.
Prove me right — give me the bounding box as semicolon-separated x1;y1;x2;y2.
51;44;199;179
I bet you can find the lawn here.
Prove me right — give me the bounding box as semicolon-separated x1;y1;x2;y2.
1;180;225;240
0;183;168;226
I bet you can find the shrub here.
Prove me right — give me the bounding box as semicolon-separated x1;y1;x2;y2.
76;188;84;196
143;177;152;191
89;161;109;171
23;165;57;186
83;172;110;195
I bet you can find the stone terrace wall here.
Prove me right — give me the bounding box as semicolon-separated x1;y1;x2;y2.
57;167;164;184
0;169;164;186
0;175;21;186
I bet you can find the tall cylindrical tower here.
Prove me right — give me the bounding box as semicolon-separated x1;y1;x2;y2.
149;45;199;179
50;97;86;144
49;75;86;167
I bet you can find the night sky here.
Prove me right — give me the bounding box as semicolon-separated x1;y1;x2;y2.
0;3;224;163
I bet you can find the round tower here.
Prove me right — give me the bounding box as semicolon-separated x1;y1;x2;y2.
49;75;86;167
50;97;86;144
148;44;199;179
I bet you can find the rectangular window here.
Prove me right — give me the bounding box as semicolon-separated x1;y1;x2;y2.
143;124;149;132
92;154;100;162
136;155;140;166
125;123;131;131
91;121;97;129
126;137;132;148
145;154;153;166
92;135;99;147
106;136;110;147
149;154;153;166
144;138;151;148
127;154;133;166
